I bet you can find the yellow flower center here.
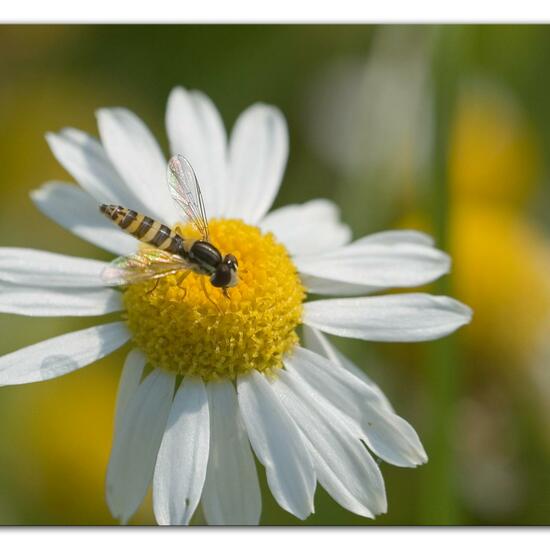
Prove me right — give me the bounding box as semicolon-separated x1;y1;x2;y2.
123;219;305;381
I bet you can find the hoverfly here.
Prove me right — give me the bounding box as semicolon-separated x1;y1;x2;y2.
100;155;238;296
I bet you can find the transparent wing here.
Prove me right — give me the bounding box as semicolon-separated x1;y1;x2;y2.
101;248;191;286
167;154;210;240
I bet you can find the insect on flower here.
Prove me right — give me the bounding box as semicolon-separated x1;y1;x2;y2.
100;155;239;298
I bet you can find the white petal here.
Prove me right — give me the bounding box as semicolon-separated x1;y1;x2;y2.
304;293;473;342
0;281;123;317
226;104;288;223
153;378;209;526
202;380;261;526
271;369;386;517
237;371;315;520
46;128;148;210
113;349;147;435
259;199;351;257
31;182;137;256
356;230;435;247
295;241;450;289
296;222;440;295
300;274;379;297
285;347;427;468
107;368;175;524
302;325;394;413
97;108;179;224
0;248;109;288
0;321;130;387
166;87;227;218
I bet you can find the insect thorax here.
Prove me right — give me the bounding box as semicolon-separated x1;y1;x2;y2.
188;240;222;274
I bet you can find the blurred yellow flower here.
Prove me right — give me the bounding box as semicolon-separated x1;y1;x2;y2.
450;204;550;368
448;84;550;369
14;361;119;524
449;85;540;208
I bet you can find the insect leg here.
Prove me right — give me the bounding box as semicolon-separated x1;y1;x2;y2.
200;276;222;314
176;270;191;299
146;278;160;296
176;270;191;287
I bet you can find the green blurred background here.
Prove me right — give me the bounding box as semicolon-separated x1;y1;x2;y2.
2;24;550;525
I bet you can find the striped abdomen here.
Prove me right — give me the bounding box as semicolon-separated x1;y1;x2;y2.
100;204;186;256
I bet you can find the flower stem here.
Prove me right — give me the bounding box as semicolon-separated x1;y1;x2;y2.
421;25;462;525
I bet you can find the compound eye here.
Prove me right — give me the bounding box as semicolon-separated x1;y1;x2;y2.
225;254;238;268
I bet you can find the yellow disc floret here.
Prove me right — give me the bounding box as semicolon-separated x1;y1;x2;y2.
123;219;305;381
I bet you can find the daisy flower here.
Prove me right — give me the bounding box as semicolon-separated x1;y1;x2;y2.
0;86;472;525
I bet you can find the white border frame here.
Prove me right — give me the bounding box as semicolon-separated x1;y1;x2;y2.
2;0;550;23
